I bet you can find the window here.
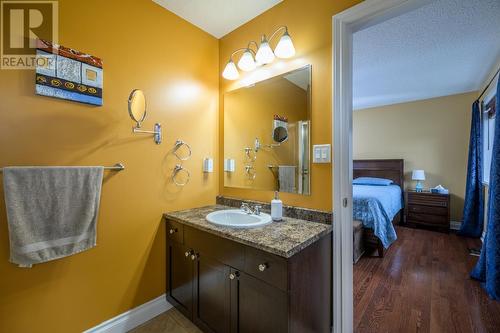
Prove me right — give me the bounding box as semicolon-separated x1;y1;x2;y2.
482;82;497;185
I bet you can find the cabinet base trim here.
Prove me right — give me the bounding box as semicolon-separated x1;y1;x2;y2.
83;294;172;333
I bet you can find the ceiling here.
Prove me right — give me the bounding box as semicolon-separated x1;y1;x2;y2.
353;0;500;110
284;69;309;91
153;0;282;38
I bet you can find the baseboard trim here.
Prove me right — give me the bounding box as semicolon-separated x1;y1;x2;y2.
450;220;462;231
83;294;172;333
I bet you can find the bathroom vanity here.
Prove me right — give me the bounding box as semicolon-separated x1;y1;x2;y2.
164;205;332;333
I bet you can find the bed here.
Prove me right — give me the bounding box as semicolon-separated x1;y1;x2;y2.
353;159;404;258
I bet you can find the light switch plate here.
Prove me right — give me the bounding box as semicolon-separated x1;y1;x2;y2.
313;144;331;163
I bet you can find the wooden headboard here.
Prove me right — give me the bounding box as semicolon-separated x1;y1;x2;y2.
353;159;404;189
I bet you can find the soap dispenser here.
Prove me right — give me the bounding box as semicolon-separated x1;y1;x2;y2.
271;191;283;221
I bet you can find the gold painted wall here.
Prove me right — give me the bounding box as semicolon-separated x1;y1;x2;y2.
219;0;362;211
0;1;219;332
224;77;308;191
353;92;477;221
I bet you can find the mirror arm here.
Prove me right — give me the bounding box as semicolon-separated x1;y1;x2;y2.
132;123;162;145
133;128;158;134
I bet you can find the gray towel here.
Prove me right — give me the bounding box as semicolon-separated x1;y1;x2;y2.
278;165;296;193
3;166;104;267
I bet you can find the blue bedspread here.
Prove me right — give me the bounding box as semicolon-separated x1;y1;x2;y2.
353;184;402;248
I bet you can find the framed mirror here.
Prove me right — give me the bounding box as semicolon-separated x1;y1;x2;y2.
128;89;147;128
224;65;311;195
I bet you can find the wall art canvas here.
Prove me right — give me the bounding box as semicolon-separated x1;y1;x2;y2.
35;39;103;106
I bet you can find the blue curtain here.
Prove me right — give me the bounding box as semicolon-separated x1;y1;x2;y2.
458;101;484;237
471;77;500;300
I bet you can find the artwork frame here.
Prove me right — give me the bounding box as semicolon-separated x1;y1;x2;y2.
35;39;103;106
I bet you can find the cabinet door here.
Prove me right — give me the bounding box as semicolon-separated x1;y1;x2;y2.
193;253;231;333
232;270;288;333
167;242;194;319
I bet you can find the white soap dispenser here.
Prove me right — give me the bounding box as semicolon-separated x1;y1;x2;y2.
271;191;283;221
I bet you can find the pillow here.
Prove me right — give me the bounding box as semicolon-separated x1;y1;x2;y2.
353;177;393;186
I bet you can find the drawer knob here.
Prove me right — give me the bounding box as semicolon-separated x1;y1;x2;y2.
258;263;268;272
169;228;177;234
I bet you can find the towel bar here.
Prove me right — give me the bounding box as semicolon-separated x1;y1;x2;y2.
0;163;125;172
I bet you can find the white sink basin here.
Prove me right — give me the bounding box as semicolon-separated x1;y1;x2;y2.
206;209;272;228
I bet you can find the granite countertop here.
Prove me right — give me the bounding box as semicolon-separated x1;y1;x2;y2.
164;205;332;258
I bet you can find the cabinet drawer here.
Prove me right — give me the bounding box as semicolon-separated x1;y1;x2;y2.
185;226;245;270
407;213;448;226
408;205;448;216
244;246;287;291
166;219;184;244
407;194;448;207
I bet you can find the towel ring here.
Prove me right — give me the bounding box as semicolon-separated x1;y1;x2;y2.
173;140;192;161
244;147;256;162
172;164;190;186
245;165;256;180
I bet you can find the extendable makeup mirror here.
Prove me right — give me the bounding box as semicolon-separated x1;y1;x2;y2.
128;89;162;144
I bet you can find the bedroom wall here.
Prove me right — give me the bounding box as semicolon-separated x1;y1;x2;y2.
219;0;362;211
0;1;219;332
353;91;477;222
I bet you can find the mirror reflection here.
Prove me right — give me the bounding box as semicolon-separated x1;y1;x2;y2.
128;89;147;127
224;65;311;195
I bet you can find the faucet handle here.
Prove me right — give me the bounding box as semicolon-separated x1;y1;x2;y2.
254;205;262;215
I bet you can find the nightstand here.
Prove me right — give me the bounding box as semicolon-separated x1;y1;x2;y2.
404;190;450;232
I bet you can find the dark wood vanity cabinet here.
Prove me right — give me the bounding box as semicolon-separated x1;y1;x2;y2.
168;242;194;318
194;253;231;333
234;270;288;333
165;218;331;333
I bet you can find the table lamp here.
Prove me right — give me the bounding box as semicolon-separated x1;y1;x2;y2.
412;170;425;192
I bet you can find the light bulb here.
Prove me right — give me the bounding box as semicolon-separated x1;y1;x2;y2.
274;31;295;59
237;50;256;71
222;59;239;80
255;36;275;64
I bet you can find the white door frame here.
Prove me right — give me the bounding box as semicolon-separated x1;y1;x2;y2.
331;1;435;332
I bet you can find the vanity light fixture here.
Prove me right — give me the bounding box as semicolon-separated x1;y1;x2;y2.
222;26;296;80
238;49;257;72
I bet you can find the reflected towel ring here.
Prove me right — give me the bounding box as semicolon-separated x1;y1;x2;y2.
173;140;192;161
172;164;190;186
245;165;256;180
244;147;256;162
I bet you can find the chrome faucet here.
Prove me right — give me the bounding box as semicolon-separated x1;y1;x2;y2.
240;203;253;214
240;203;262;215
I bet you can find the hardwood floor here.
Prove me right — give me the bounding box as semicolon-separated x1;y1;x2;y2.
354;226;500;333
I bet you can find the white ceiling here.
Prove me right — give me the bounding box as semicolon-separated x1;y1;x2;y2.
284;69;310;91
152;0;282;38
353;0;500;110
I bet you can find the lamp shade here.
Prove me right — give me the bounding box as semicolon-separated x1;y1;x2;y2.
274;31;295;58
237;50;256;72
222;60;239;80
256;38;275;64
412;170;426;181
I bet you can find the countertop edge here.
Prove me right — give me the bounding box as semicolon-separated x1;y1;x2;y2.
163;210;332;258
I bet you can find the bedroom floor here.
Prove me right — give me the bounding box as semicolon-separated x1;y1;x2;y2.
354;226;500;333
